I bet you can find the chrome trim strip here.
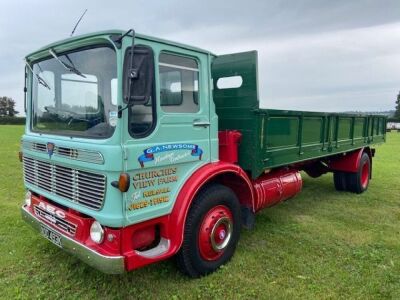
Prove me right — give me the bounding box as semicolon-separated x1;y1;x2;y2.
135;238;170;259
22;141;104;164
21;206;125;274
159;62;199;72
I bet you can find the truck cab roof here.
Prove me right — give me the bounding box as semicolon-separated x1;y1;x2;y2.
25;29;216;60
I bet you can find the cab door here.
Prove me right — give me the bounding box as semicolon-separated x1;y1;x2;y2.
123;42;211;226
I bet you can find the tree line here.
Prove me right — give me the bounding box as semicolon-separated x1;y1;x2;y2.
0;97;19;117
395;91;400;120
1;92;400;121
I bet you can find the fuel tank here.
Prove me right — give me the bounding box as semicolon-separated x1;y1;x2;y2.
253;169;302;212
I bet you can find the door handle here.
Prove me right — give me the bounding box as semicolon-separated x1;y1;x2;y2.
193;120;210;128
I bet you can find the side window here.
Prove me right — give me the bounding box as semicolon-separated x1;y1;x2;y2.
159;53;199;113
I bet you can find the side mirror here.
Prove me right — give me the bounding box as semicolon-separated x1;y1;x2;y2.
123;45;155;106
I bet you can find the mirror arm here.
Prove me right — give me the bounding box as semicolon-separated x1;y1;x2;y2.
24;68;27;112
118;104;131;118
117;29;136;118
111;28;134;48
126;29;136;102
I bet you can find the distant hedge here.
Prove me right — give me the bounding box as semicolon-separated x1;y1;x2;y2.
0;117;26;125
388;118;400;123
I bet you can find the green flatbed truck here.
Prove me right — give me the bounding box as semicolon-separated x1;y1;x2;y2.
21;29;386;277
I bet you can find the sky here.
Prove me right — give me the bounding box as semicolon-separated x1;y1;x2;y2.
1;0;400;115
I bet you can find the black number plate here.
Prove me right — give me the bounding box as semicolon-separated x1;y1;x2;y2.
40;225;62;248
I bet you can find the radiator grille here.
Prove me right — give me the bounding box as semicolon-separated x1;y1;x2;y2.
23;156;106;210
34;205;77;236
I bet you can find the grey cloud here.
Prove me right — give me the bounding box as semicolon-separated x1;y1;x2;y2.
1;0;399;114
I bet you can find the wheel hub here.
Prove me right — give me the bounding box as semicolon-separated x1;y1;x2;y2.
218;229;226;240
198;205;233;261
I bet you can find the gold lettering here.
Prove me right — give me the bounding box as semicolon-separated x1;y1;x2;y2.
158;176;178;185
132;167;177;181
150;196;170;206
128;201;149;211
143;187;170;198
133;179;156;189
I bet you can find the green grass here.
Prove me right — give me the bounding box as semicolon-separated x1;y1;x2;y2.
1;125;399;299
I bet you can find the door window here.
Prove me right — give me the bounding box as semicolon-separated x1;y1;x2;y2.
159;53;199;113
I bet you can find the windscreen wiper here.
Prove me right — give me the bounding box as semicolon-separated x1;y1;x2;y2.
49;49;86;78
24;60;51;90
65;54;79;71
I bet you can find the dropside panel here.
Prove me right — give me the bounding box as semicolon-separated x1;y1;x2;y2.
259;110;386;174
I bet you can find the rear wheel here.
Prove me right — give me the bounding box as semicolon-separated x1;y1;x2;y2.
176;184;241;278
346;153;371;194
333;171;347;191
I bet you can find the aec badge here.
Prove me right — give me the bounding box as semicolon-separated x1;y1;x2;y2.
46;142;55;158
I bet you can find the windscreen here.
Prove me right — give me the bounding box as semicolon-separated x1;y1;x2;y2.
31;46;118;138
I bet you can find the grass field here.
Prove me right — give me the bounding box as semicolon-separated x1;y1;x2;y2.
0;125;399;299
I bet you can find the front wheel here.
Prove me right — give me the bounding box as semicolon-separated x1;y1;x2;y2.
176;184;241;278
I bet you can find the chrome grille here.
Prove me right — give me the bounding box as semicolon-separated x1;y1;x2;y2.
22;141;104;164
34;205;77;236
23;156;106;210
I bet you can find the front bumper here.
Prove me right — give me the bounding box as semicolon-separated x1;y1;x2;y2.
21;205;125;274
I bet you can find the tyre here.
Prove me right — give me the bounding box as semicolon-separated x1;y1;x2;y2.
333;171;347;191
346;152;371;194
176;184;241;278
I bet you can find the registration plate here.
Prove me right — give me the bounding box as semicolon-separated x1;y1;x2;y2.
40;224;62;248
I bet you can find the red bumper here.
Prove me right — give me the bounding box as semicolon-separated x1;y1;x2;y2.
22;195;176;273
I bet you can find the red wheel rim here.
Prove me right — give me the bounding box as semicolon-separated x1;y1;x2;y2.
361;160;370;188
198;205;233;261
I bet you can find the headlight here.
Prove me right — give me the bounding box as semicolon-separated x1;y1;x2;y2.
90;221;104;244
25;191;32;207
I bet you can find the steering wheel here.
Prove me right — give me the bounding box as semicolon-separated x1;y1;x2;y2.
44;106;91;124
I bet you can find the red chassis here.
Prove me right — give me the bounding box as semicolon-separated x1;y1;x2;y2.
22;130;372;274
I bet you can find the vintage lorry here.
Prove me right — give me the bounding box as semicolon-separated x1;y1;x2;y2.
21;29;386;277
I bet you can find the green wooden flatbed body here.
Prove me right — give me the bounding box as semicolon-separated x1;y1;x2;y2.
212;51;386;179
